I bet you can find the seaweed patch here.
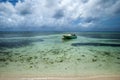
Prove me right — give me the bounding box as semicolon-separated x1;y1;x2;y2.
71;43;120;47
0;39;44;48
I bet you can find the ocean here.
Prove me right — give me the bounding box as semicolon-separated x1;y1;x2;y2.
0;31;120;76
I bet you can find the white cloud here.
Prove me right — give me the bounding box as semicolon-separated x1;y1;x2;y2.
0;0;120;30
78;22;95;27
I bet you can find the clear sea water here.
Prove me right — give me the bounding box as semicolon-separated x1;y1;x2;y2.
0;31;120;76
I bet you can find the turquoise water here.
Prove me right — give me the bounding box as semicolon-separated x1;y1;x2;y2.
0;32;120;76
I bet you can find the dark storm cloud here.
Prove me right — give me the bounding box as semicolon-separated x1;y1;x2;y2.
81;0;88;3
98;0;120;15
83;17;98;23
53;10;64;19
18;7;32;15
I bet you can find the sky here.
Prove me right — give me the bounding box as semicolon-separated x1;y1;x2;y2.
0;0;120;31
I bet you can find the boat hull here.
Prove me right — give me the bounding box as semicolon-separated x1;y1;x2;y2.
62;35;77;39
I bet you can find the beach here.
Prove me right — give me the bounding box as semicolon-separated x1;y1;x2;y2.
0;32;120;80
0;74;120;80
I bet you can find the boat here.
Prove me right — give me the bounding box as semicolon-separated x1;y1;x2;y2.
62;34;77;39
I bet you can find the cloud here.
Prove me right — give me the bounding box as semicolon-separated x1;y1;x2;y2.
0;0;120;31
78;22;95;28
53;9;64;19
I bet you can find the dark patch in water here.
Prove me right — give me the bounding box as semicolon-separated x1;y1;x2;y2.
102;39;120;43
77;58;81;61
71;43;120;47
103;51;111;56
117;57;120;59
115;62;120;64
0;58;6;62
27;57;33;62
0;41;31;48
0;51;11;55
92;58;97;62
81;55;85;57
0;31;62;38
94;56;97;58
0;39;44;48
77;33;120;39
29;66;33;68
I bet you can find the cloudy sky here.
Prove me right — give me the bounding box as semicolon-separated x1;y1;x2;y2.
0;0;120;31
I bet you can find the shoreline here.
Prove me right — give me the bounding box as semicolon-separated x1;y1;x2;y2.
0;74;120;80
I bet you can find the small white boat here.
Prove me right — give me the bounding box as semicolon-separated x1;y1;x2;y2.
62;34;77;39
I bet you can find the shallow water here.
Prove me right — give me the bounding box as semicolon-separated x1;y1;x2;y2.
0;32;120;76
